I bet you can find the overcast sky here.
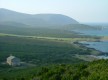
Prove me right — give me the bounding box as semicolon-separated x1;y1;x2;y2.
0;0;108;23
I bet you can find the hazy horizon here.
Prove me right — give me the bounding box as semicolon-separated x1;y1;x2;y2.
0;0;108;23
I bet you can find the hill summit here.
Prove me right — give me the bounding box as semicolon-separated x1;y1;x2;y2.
0;8;79;27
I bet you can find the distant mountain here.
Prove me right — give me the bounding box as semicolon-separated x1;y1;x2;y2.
0;8;79;27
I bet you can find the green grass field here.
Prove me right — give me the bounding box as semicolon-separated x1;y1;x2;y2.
0;35;83;65
0;34;100;65
0;33;100;42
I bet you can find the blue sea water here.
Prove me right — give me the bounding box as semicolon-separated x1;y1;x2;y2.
80;41;108;53
73;29;108;53
74;29;108;36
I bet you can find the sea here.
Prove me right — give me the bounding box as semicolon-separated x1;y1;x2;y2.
73;24;108;59
74;29;108;37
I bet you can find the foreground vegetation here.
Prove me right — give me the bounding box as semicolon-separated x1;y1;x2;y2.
0;59;108;80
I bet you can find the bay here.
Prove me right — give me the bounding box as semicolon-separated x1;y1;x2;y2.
80;41;108;53
73;29;108;53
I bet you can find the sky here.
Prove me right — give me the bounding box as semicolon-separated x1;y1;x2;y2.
0;0;108;23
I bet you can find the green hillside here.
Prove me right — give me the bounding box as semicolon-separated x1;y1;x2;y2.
0;24;80;38
0;35;93;65
61;24;100;30
0;23;100;39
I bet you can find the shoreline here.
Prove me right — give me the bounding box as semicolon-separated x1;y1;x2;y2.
73;41;108;60
73;41;106;56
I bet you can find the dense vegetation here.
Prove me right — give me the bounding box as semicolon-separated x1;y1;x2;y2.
0;35;95;65
0;59;108;80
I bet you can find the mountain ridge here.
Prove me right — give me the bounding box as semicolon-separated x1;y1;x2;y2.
0;8;79;27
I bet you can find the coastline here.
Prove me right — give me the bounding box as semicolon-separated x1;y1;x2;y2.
73;41;108;61
74;41;104;55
